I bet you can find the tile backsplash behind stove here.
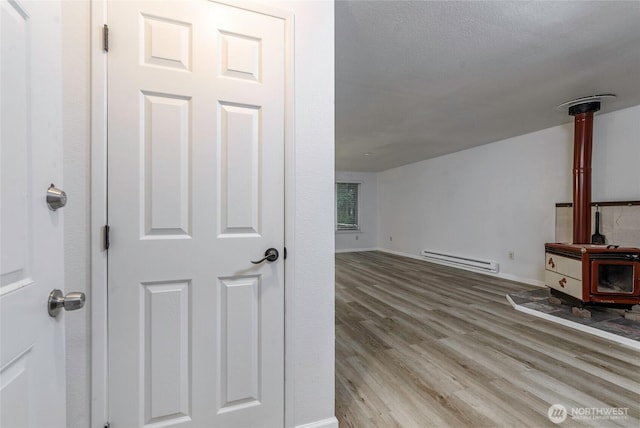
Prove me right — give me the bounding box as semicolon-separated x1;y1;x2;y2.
556;203;640;247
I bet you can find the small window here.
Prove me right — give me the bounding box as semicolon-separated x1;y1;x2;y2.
336;182;360;231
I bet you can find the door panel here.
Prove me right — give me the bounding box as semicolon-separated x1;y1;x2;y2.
142;280;191;424
218;275;261;410
107;1;285;426
141;91;192;237
219;102;261;236
1;0;66;426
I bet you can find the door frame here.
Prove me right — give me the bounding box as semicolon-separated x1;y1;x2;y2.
89;1;295;426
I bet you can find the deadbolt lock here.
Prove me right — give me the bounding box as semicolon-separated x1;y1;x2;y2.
46;184;67;211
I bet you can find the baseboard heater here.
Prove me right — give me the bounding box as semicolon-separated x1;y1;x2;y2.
420;250;499;273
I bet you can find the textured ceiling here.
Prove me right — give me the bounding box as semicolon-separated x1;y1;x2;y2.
335;1;640;172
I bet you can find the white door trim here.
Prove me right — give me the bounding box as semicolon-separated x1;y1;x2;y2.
90;1;108;426
89;1;294;427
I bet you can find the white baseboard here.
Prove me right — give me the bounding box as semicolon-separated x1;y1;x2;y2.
496;271;545;287
376;248;545;287
295;416;339;428
335;247;377;253
377;247;422;261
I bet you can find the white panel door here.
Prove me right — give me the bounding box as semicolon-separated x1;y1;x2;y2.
0;0;66;427
107;1;285;427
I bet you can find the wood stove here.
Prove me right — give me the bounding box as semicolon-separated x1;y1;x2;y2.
545;243;640;306
545;96;640;306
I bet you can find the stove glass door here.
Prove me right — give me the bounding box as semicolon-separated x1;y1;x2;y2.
593;262;634;294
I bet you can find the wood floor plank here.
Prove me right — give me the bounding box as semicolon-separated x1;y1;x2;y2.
468;329;640;415
336;251;640;428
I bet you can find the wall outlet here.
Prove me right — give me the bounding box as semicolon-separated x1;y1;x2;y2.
355;235;358;240
508;251;515;260
389;236;393;242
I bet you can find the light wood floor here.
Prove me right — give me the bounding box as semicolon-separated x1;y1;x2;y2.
335;251;640;428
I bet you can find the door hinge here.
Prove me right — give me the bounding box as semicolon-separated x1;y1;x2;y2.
103;24;109;52
104;224;110;250
284;247;287;260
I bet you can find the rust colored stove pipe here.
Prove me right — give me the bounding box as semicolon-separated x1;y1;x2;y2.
569;101;600;244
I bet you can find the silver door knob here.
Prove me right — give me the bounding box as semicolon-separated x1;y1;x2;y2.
48;289;85;317
46;184;67;211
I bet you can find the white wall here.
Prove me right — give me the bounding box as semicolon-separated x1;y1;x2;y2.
378;105;640;285
61;1;335;428
591;106;640;200
335;171;378;251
